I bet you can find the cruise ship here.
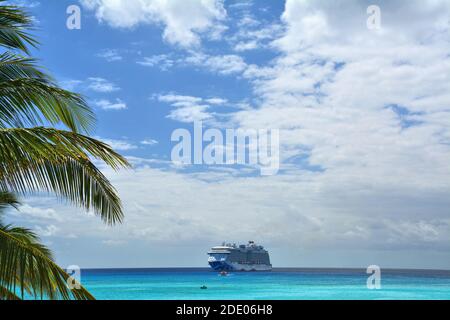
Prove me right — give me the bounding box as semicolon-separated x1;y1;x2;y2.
207;241;272;271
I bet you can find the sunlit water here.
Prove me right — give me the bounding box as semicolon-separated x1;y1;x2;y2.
80;268;450;300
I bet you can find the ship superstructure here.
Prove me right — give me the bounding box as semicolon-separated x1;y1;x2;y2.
207;241;272;271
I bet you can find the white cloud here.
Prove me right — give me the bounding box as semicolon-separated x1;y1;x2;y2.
157;94;202;105
60;79;83;91
228;0;253;10
7;0;40;8
61;78;121;93
80;0;227;47
12;204;63;222
156;93;229;123
233;40;258;52
184;52;247;75
205;98;228;105
232;0;450;175
137;52;248;75
97;138;138;151
94;98;127;110
167;105;211;123
96;49;123;62
140;139;159;146
35;225;59;237
87;77;120;93
137;54;175;71
228;12;284;52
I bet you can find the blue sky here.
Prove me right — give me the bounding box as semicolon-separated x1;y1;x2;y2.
28;0;283;161
5;0;450;270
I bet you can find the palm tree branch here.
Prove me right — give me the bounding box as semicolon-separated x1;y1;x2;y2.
0;77;95;133
0;127;130;224
0;52;47;81
0;1;38;54
0;285;21;300
0;190;19;211
0;226;94;300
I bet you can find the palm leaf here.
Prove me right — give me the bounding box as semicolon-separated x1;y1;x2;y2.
0;1;37;53
0;225;95;300
0;52;46;80
0;53;95;133
0;192;94;300
0;190;19;210
0;285;21;300
0;127;130;225
0;1;129;300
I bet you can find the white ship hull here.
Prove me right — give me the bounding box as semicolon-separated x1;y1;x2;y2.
208;257;272;271
207;242;272;271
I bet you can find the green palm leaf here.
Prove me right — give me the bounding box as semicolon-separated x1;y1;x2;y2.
0;285;21;300
0;1;37;54
0;52;96;133
0;225;95;300
0;192;94;300
0;1;131;300
0;127;130;224
0;189;19;210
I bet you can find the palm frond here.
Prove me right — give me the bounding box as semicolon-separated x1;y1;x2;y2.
0;127;130;168
0;190;19;211
0;224;94;300
0;285;21;300
0;1;129;301
0;1;37;53
0;52;47;80
0;54;96;133
0;127;130;224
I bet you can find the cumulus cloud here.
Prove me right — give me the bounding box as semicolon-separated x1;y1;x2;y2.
229;12;284;52
184;52;248;75
236;0;450;180
137;54;175;71
61;77;121;93
35;225;59;237
137;52;248;75
96;49;123;62
10;204;63;222
97;137;138;151
7;0;40;8
80;0;227;47
155;93;230;123
94;98;127;110
87;77;120;93
140;139;159;146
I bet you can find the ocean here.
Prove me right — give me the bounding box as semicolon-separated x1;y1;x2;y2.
80;268;450;300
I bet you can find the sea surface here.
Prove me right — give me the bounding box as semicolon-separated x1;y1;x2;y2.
81;268;450;300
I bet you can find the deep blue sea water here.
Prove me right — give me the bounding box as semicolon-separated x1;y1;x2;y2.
80;268;450;300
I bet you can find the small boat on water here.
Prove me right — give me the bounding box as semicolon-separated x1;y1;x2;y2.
219;271;228;276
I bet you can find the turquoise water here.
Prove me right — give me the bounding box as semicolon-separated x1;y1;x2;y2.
81;268;450;300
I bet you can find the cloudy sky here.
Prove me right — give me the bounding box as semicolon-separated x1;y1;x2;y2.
5;0;450;269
